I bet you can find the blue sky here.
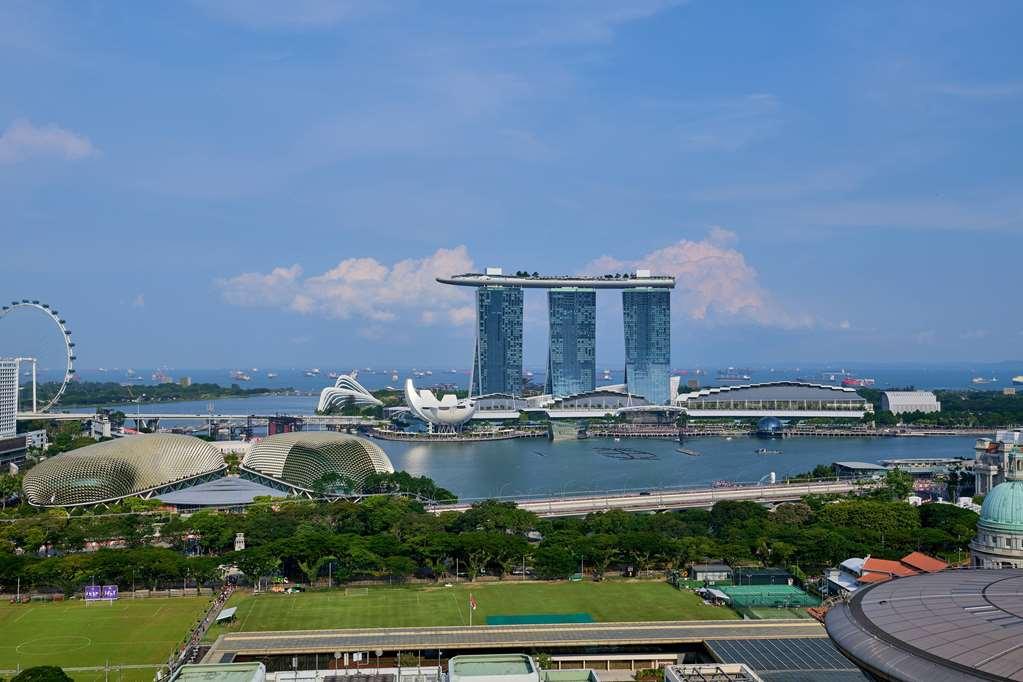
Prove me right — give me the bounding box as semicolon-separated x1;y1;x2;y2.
1;0;1021;369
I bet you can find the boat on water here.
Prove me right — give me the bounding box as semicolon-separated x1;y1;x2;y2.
327;371;340;379
266;372;278;379
754;448;783;455
841;376;875;387
304;368;321;377
1014;375;1023;385
717;367;751;382
676;447;701;457
972;376;996;385
230;370;251;382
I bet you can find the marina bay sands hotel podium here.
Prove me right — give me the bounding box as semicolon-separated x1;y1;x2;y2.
436;268;675;404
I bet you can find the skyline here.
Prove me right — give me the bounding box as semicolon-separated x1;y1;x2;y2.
1;1;1022;367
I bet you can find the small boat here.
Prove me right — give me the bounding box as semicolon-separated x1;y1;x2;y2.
614;437;621;442
676;447;701;457
266;372;278;379
754;448;783;455
971;376;995;385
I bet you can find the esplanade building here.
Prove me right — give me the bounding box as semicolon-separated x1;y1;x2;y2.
22;431;395;509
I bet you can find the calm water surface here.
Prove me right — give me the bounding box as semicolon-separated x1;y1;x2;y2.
94;395;978;499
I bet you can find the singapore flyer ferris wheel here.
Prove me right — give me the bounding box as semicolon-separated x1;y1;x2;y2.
0;299;76;413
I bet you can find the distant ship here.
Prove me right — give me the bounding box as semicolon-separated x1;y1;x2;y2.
717;367;751;382
266;372;278;379
1013;375;1023;385
841;377;875;388
231;370;252;382
327;371;340;379
304;368;321;377
601;368;613;381
391;372;399;382
972;376;996;385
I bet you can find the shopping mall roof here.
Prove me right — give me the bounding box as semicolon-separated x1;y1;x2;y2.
826;569;1023;681
679;382;864;403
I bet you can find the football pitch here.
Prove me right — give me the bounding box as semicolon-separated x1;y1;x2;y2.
0;596;210;678
206;581;737;639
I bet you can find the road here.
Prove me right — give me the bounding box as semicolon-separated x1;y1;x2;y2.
429;480;865;517
204;619;826;662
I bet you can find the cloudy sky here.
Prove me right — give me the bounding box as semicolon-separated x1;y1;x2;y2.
1;1;1021;369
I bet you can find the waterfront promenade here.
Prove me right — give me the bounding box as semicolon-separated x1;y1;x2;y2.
428;479;866;517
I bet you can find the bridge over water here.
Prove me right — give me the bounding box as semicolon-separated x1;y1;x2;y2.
428;479;866;517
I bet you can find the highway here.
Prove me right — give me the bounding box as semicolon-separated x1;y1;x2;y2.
429;479;865;517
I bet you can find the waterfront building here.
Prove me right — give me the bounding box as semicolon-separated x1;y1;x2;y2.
0;359;16;439
23;433;227;507
404;377;477;431
317;372;384;412
545;288;596;397
241;432;394;495
675;381;871;418
970;446;1023;569
622;288;671;404
880;390;940;414
472;283;524;397
974;429;1023;495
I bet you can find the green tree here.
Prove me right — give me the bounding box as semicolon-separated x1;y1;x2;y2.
11;667;72;682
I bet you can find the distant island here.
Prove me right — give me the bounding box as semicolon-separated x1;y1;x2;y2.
33;381;294;408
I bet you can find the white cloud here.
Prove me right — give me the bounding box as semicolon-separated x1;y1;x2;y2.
582;230;812;329
219;237;808;331
0;119;96;164
217;247;476;325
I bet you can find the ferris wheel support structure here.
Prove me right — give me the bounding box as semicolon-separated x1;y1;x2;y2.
0;300;76;413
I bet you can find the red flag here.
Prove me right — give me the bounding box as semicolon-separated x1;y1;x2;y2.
469;593;478;611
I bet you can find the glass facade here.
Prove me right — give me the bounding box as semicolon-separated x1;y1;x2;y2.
472;286;523;396
622;288;671;404
545;288;596;397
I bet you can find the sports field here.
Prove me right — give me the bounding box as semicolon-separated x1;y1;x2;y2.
0;596;210;678
206;581;736;639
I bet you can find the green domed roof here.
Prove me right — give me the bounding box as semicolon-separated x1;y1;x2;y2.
979;480;1023;533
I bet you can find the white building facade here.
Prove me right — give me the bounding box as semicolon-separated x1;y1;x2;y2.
975;430;1023;495
881;390;940;414
0;360;17;439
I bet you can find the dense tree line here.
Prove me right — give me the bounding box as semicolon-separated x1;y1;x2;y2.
0;479;978;594
859;388;1023;427
31;381;290;407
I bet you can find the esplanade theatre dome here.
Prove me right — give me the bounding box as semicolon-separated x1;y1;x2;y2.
241;432;394;492
23;433;227;507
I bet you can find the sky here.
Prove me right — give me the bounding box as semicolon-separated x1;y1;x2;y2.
1;0;1021;370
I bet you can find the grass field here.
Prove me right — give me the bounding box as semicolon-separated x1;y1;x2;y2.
206;581;737;640
0;597;210;678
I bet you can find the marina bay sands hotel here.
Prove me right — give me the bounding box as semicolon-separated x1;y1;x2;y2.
437;269;675;404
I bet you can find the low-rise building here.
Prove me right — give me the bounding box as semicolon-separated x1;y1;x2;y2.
974;429;1023;495
689;563;732;583
880;390;940;414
